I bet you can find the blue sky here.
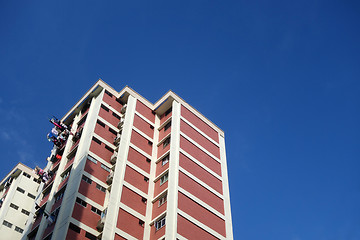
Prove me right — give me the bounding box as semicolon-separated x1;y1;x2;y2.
0;1;359;239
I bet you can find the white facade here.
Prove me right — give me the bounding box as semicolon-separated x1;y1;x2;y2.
0;163;40;239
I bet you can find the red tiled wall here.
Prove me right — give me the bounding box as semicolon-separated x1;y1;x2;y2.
177;215;219;240
150;223;166;240
157;140;170;158
89;139;114;163
102;91;123;111
180;136;221;176
116;208;144;239
127;147;150;174
181;105;219;143
133;114;154;138
180;120;220;159
158;124;171;141
84;158;109;183
72;203;99;230
178;192;226;237
130;130;153;156
152;199;167;219
153;178;168;197
78;181;106;205
99;107;120;128
160;110;172;125
114;234;127;240
120;186;147;215
156;159;169;177
179;152;223;194
179;172;224;214
136;101;155;123
124;166;149;194
94;121;117;144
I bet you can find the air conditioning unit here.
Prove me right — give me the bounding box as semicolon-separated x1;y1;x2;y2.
120;104;127;114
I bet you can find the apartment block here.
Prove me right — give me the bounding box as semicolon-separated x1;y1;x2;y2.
23;80;233;240
0;163;40;239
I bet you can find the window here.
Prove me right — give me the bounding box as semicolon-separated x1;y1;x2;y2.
146;158;151;163
155;216;166;230
159;194;167;207
148;140;153;146
3;220;12;228
112;112;120;120
96;184;106;192
76;197;87;207
82;175;92;184
101;164;111;172
105;90;113;97
61;170;71;181
88;156;98;164
85;231;97;240
164;122;171;132
141;197;147;203
91;206;102;215
165;108;172;116
139;219;145;227
69;223;81;233
162;155;169;166
15;226;24;233
16;187;25;194
97;120;105;128
28;193;36;199
10;203;19;210
92;137;102;145
160;173;168;185
101;104;109;112
144;177;149;182
150;125;154;129
23;172;31;178
105;145;114;153
109;127;117;135
21;209;30;216
163;137;170;148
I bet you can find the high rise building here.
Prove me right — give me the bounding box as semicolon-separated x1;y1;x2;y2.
0;163;40;239
24;80;233;240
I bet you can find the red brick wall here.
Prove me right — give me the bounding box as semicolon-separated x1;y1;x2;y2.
150;223;166;240
177;215;219;240
130;130;153;156
181;105;219;143
127;147;150;174
158;124;171;142
180;120;220;159
156;159;169;177
120;186;147;215
124;166;149;194
160;110;172;125
179;152;223;194
178;192;226;237
180;136;221;176
136;101;155;123
116;208;144;239
179;172;224;214
114;234;127;240
133;114;154;138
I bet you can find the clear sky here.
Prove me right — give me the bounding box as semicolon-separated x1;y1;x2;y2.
0;1;359;239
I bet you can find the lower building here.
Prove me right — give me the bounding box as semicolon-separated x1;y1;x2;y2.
0;163;40;239
23;80;233;240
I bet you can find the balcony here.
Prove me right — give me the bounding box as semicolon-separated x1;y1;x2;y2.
110;152;117;165
96;208;107;232
106;171;114;185
117;119;124;129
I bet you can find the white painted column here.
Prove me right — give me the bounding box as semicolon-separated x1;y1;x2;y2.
102;95;137;240
165;100;181;239
51;90;104;240
219;134;234;239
